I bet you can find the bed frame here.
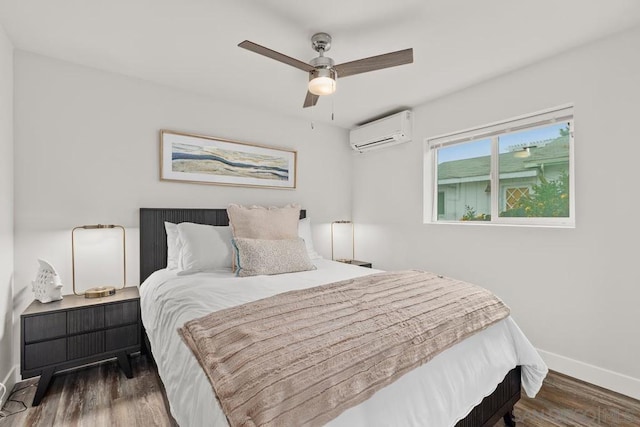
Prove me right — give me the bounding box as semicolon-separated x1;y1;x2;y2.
138;208;520;427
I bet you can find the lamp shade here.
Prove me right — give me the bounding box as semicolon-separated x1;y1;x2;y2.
71;224;126;297
331;220;354;262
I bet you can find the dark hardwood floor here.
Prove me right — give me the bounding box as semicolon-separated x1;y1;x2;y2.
0;355;176;427
1;355;638;426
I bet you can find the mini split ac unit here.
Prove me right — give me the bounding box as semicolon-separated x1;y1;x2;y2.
349;110;412;153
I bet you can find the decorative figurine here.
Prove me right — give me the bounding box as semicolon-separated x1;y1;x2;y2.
32;259;64;303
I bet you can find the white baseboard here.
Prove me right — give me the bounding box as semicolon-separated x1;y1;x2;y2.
0;365;17;409
537;348;640;401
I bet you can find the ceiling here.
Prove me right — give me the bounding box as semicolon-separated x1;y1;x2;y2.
1;0;639;128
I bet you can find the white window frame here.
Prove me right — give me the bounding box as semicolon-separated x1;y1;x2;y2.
424;104;575;227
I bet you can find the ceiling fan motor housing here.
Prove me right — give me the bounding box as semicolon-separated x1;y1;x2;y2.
309;67;337;81
310;55;337;86
310;56;335;69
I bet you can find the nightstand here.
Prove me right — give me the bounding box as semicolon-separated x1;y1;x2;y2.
337;259;372;268
20;286;141;406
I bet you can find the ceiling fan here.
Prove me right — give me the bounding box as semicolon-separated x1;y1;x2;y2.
238;33;413;108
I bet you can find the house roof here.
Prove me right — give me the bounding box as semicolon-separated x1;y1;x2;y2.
438;135;569;181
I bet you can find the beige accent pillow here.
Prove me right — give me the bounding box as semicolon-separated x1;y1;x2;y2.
228;204;301;272
227;204;300;239
234;237;316;277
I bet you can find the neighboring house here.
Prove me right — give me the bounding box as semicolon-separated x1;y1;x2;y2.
437;135;570;220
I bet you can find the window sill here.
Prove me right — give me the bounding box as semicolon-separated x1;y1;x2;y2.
424;220;575;229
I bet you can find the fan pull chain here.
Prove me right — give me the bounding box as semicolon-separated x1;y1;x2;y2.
310;100;315;129
331;96;335;121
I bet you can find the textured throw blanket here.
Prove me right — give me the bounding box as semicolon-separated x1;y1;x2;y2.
179;270;510;427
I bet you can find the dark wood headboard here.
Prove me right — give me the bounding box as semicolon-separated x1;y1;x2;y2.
139;208;306;283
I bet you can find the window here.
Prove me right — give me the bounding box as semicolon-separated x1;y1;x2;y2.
426;105;574;227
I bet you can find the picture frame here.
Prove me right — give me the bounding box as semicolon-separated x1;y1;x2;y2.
160;130;297;189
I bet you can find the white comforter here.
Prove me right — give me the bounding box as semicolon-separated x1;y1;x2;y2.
140;260;547;427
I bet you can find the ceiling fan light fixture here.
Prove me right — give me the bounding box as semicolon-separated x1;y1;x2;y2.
308;68;337;96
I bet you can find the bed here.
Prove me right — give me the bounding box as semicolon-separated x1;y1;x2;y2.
138;208;547;427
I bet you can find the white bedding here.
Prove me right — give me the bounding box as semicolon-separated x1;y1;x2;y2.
140;259;547;427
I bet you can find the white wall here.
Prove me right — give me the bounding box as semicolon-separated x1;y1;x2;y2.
0;24;14;403
13;51;351;367
353;26;640;398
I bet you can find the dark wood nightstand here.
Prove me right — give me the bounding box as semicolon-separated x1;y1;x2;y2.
20;286;141;406
337;259;372;268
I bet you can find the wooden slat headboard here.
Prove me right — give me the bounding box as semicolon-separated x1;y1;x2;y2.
139;208;306;283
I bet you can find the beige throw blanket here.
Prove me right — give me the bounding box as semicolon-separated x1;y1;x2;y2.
179;270;510;427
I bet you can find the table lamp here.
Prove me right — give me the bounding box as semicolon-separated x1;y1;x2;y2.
71;224;126;298
331;220;354;262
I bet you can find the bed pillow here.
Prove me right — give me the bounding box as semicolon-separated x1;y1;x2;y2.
298;218;322;260
176;223;233;275
227;204;300;239
234;237;316;277
164;222;181;270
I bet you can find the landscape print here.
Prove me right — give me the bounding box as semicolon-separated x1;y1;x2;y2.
161;131;296;188
172;142;289;181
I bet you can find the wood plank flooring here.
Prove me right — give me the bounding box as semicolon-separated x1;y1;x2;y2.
1;356;638;426
0;355;176;427
497;371;640;427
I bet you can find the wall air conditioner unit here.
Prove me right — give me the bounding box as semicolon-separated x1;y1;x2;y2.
349;110;412;153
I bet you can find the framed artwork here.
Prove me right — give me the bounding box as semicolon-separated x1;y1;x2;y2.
160;130;297;189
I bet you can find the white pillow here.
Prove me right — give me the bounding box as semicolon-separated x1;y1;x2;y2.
164;222;181;270
176;223;233;275
298;218;322;260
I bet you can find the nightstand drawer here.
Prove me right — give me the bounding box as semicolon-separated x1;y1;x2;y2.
68;306;105;334
106;324;139;351
105;301;138;327
24;313;67;343
24;338;67;370
68;331;105;360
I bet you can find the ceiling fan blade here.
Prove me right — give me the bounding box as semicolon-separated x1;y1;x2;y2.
334;48;413;78
303;91;319;108
238;40;314;72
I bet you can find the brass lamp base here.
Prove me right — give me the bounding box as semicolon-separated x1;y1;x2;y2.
84;286;116;298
